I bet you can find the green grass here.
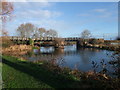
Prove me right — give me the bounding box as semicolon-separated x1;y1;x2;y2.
2;55;80;88
2;55;119;89
0;62;2;90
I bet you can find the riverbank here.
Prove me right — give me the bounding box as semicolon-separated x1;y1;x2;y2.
1;45;32;56
82;44;120;51
2;55;80;88
1;55;120;89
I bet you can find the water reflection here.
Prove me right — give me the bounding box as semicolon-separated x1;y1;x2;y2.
23;44;114;73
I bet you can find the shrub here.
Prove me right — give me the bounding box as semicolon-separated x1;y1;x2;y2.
89;38;104;44
0;36;13;48
29;38;34;46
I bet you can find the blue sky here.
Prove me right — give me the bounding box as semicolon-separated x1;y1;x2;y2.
6;2;118;39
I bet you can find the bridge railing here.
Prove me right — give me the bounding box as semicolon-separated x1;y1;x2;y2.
9;36;83;41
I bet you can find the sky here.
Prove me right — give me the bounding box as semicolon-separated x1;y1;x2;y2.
5;2;118;39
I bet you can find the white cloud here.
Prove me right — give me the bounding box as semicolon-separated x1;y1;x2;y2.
14;2;51;10
15;9;62;19
78;8;114;18
93;9;107;13
6;2;64;36
99;12;112;18
13;2;62;19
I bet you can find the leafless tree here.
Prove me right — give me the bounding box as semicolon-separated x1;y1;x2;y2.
46;29;58;37
1;29;8;36
0;0;14;36
38;28;46;37
81;30;92;39
0;0;14;23
16;23;35;38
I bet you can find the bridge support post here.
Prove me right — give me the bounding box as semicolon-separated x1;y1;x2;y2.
76;40;80;49
76;39;86;49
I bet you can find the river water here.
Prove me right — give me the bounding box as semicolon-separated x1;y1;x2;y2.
23;44;115;75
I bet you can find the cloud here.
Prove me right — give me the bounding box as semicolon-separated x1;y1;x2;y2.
78;8;114;18
14;2;62;19
92;9;107;13
15;9;62;19
99;12;112;18
14;2;51;10
6;2;64;36
92;8;113;18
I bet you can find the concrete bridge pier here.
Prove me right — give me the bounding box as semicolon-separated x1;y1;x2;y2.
76;40;87;49
76;40;81;49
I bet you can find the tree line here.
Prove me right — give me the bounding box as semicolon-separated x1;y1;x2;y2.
16;23;58;38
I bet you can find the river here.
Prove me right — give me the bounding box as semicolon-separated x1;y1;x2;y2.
23;44;116;76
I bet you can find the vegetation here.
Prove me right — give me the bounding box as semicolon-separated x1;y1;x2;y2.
1;1;119;89
37;28;46;37
16;23;35;38
0;0;14;37
81;30;92;39
1;36;13;48
0;0;14;22
16;23;58;38
2;55;79;88
29;38;34;46
32;46;40;49
89;38;104;44
2;55;120;89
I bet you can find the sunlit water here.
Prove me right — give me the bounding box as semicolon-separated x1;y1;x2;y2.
23;44;116;76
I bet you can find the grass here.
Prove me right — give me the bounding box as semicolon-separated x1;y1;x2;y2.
0;62;2;90
2;55;120;89
2;55;80;89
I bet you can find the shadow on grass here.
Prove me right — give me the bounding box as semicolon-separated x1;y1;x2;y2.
2;57;79;88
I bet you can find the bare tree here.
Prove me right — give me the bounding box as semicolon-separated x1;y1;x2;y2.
81;30;92;39
16;23;35;38
0;0;14;36
38;28;46;37
46;29;58;37
32;27;39;38
0;0;14;22
1;29;8;36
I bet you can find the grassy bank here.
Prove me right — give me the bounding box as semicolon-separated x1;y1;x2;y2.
2;55;80;88
2;55;120;89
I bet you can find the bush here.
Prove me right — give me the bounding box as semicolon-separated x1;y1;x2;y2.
89;38;104;44
29;38;34;46
1;36;13;48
